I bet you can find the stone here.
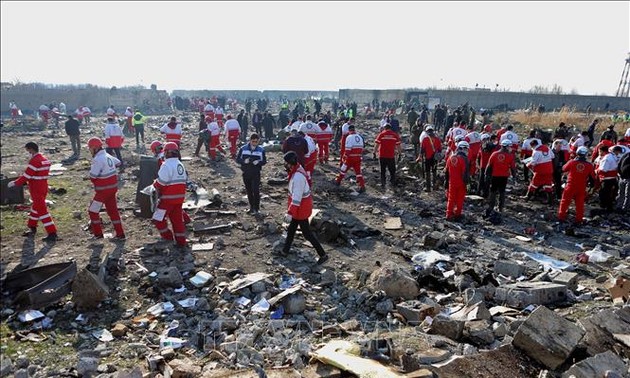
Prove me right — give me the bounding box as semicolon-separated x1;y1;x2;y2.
423;231;445;249
367;261;420;300
494;260;525;278
169;358;201;378
111;323;128;337
396;302;440;325
76;357;99;376
13;369;27;378
451;302;492;321
494;282;567;308
578;307;630;357
283;293;306;314
160;347;176;360
14;357;28;369
157;267;183;288
427;315;465;341
375;299;394;315
319;269;337;286
195;297;211;311
0;357;13;378
561;351;627;378
71;268;109;309
552;271;579;291
414;348;451;364
464;320;495;345
512;306;586;369
492;322;508;338
251;280;266;293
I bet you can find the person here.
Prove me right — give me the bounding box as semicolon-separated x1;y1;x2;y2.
591;134;614;163
339;117;354;165
9;100;20;123
152;142;188;247
207;118;226;161
252;109;263;136
203;102;215;121
569;131;588;158
479;134;499;197
317;120;333;164
106;105;118;119
373;124;402;189
38;104;51;126
335;125;366;193
237;109;249;142
8;142;59;242
521;130;541;182
281;151;329;265
552;139;570;200
407;107;419;134
586;119;599;147
123;107;135;137
160;117;183;146
554;122;569;140
596;145;622;212
86;137;125;239
524;139;555;204
104;117;124;166
417;125;442;192
299;131;318;186
485;139;517;216
132;109;147;149
557;146;595;225
282;129;308;167
64;115;81;159
215;105;225;127
616;150;630;212
236;134;266;215
599;124;618;144
80;106;92;126
465;124;482;178
499;124;520;152
194;114;209;157
445;120;467;155
445;141;470;220
224;114;241;158
150;140;164;163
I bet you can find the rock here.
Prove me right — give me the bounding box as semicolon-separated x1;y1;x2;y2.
375;299;394;315
195;297;211;311
561;351;627;378
157;267;183;288
160;347;176;360
451;302;491;321
72;210;82;219
0;356;12;378
76;357;99;376
251;280;266;293
113;366;143;378
71;268;109;309
13;369;27;378
493;260;525;278
578;307;630;357
169;358;201;378
396;302;440;325
319;269;337;286
14;357;28;369
464;320;495;345
552;271;579;291
339;319;360;333
513;306;586;369
494;282;567;308
283;293;306;314
428;315;465;341
423;231;445;249
111;323;128;337
492;322;508;338
368;261;420;300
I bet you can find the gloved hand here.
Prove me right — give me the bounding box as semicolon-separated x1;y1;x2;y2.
283;213;293;223
7;181;15;188
252;160;259;165
244;158;250;164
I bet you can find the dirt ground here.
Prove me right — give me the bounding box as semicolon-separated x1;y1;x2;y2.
0;109;628;377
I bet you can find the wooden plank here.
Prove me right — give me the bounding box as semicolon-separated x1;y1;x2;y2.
268;285;302;307
227;272;272;293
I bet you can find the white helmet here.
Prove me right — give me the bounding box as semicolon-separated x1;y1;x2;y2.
501;139;512;147
480;133;490;141
425;125;434;131
576;146;588;156
457;141;470;149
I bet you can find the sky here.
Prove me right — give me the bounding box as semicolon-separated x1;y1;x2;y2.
1;1;629;96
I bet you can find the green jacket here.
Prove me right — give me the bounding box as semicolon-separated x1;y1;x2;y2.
132;112;146;126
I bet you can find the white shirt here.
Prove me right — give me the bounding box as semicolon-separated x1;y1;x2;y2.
500;130;520;145
104;122;123;139
299;121;318;136
124;108;133;117
59;102;66;114
304;134;318;157
215;106;224;115
204;104;215;113
90;149;120;180
530;146;554;166
289;168;310;207
106;107;116;116
522;138;542;151
160;123;182;136
598;153;618;172
224;118;240;132
341;122;352;136
207;121;221;136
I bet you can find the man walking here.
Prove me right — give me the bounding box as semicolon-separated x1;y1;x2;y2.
524;139;555;204
485;139;517;216
87;137;125;239
236;134;266;215
8;142;59;242
104;117;124;167
445;141;470;221
373;123;402;189
132;109;147;149
237;109;249;142
557;146;595;225
224;114;241;158
418;125;443;192
335;125;366;193
64;115;81;159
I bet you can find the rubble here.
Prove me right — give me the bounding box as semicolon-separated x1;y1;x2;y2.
368;261;420;299
494;282;567;308
561;351;627;378
71;268;109;309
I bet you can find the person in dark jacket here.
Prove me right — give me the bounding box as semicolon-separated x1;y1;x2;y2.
262;111;276;140
282;129;308;166
236;134;266;215
64;115;81;159
237;109;249;142
194;113;209;157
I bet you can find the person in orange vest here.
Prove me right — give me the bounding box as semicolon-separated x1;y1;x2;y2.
485;139;517;216
104;117;124;167
86;137;125;239
374;123;402;189
281;151;329;265
160;117;183;146
335;125;366;193
152;142;188;247
557;146;595;225
224;114;241;158
445;141;470;220
524;139;555;204
417;125;443;192
8;142;59;242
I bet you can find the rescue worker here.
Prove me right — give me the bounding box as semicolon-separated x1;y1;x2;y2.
552;139;570;200
194;114;209;157
281;151;329;265
39;104;51;126
335;125;366;193
525;139;555;204
591;135;614;162
485;139;517;216
569;131;588;158
521;130;541;182
132;109;147;149
104;117;124;167
282;129;308;167
445;120;467;156
339;117;354;166
499;124;520;153
479;134;499;197
106;105;118;119
299;130;318;186
9;100;20;123
317;120;333;164
207;118;226;161
203;101;215;121
215;105;225;127
465;124;482;178
123;106;135;137
160;117;183;146
150;140;164;164
86;137;125;240
445;141;470;221
236;134;266;215
417;125;442;192
557;146;595;225
596;145;622;212
152;142;188;247
374;123;402;189
8;142;59;242
224;114;241;158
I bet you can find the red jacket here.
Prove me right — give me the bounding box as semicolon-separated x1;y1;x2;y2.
375;129;401;159
15;153;51;195
445;153;469;188
153;157;187;205
287;165;312;220
563;158;595;188
421;135;442;160
528;145;554;175
487;150;516;177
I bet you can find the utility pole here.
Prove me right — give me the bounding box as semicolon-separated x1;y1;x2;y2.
616;53;630;97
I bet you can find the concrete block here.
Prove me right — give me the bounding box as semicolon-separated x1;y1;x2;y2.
561;351;627;378
494;282;567;308
513;306;586;369
423;231;445;249
428;315;464;341
494;260;525;278
396;302;440;325
553;271;579;291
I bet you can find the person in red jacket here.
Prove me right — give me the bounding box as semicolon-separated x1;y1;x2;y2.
224;114;241;158
525;139;555;204
445;141;470;220
591;135;614;162
160;117;183;146
335;125;366;193
485;139;517;216
317;120;333;164
87;137;125;240
8;142;59;242
479;134;499;197
557;146;595;225
281;151;329;265
417;125;442;192
373;124;402;189
152;142;188;247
